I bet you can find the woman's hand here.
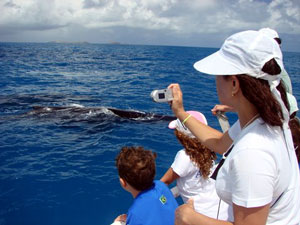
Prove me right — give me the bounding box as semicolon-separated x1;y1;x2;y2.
175;199;196;225
211;104;234;115
114;214;127;222
168;83;186;119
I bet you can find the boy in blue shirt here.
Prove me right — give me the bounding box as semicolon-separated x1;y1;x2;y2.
112;146;178;225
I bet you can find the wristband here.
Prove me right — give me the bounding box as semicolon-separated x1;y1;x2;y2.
182;114;192;125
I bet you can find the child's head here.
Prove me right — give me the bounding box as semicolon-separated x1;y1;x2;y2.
116;146;157;191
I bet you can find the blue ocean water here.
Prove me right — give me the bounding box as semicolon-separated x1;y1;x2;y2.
0;42;299;225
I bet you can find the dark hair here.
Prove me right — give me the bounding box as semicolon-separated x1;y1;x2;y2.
289;117;300;162
174;129;216;179
228;58;287;127
274;37;282;45
115;146;156;191
229;58;300;163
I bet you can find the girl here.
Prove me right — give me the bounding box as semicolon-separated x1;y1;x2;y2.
161;111;231;221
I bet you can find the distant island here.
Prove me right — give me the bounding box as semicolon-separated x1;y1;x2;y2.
108;41;122;45
47;41;90;44
47;41;125;45
46;41;126;45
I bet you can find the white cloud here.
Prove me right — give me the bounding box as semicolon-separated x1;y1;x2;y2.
0;0;299;51
267;0;300;33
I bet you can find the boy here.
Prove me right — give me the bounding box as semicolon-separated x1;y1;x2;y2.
113;146;178;225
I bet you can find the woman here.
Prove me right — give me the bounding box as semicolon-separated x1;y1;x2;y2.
168;30;300;225
160;111;231;221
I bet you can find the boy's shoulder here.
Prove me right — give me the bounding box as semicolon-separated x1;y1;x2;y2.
129;180;177;212
126;180;178;225
134;180;172;202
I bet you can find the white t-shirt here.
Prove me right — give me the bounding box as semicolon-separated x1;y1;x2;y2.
171;150;232;221
216;118;300;224
228;119;241;141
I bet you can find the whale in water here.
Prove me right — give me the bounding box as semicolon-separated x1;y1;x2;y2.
26;105;176;122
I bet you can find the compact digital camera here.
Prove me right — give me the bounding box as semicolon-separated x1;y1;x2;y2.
150;89;173;103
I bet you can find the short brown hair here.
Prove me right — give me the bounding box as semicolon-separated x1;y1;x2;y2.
116;146;157;191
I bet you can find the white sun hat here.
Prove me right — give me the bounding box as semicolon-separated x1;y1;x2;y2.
168;111;207;138
193;30;283;81
258;28;298;115
259;27;280;40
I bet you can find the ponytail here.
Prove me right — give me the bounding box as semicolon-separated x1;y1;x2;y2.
237;75;284;127
237;58;300;163
235;58;289;127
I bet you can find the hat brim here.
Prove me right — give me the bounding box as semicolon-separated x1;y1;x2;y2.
193;50;247;76
168;120;177;129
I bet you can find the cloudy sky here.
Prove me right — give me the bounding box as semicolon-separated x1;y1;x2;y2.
1;0;300;52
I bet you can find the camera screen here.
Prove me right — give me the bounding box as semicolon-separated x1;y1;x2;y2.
158;93;165;99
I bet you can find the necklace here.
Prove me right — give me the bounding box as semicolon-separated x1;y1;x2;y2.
242;114;259;129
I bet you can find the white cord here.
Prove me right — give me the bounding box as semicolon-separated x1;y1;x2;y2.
216;198;221;219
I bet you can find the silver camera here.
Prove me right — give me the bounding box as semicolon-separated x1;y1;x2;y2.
150;89;173;103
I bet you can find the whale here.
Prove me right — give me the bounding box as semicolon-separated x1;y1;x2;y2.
26;105;176;122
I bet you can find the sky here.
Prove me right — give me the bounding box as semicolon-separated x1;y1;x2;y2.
0;0;300;52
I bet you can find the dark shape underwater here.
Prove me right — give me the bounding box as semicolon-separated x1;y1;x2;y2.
26;105;176;123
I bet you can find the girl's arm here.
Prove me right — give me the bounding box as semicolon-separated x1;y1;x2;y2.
160;167;180;185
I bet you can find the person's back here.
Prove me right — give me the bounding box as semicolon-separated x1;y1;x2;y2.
217;117;300;224
126;180;178;225
172;150;231;220
172;149;215;202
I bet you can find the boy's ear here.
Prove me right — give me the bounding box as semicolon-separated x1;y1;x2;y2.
119;177;127;188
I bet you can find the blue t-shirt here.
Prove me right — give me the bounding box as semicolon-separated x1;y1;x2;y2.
126;180;178;225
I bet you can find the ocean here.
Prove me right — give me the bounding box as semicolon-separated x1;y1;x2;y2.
0;42;299;225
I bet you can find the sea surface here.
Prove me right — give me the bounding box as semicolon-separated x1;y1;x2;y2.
0;42;299;225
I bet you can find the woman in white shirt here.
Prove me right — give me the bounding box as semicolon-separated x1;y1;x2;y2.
168;30;300;225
